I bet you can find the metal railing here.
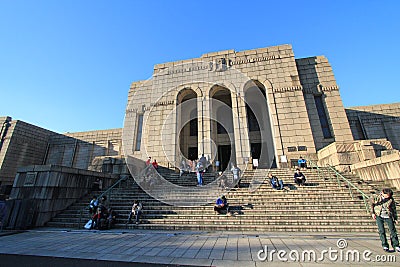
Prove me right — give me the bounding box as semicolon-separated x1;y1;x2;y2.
78;175;133;229
306;158;371;214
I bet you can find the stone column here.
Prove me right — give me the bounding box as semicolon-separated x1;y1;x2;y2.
198;94;213;159
232;93;251;167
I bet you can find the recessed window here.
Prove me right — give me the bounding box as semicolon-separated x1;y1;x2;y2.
314;95;333;138
135;114;144;151
298;146;307;151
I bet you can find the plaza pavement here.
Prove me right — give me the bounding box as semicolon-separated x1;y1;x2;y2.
0;228;399;266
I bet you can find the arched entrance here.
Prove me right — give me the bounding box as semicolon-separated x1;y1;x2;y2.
210;85;235;171
177;89;198;161
244;80;276;168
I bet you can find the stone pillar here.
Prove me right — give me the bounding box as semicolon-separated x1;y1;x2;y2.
232;93;251;167
198;95;213;159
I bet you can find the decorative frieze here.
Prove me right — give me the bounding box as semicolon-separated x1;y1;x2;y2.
303;85;339;94
164;54;284;76
321;85;339;91
273;85;303;93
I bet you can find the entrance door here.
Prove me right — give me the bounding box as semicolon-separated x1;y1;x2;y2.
218;145;231;171
251;143;261;160
188;147;198;161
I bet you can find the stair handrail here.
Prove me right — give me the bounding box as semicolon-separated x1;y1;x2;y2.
305;158;371;214
78;174;133;229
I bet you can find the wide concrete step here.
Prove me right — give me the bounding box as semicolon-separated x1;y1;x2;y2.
67;201;370;211
45;221;378;232
56;207;371;217
51;213;372;224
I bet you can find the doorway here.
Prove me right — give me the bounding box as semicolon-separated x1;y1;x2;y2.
218;145;231;171
251;143;261;160
188;147;198;161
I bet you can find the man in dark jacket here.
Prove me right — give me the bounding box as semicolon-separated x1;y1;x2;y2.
294;169;306;186
370;188;399;252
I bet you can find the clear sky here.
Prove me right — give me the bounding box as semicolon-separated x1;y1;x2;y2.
0;0;399;133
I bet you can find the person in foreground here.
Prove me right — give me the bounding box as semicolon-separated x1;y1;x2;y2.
370;188;400;252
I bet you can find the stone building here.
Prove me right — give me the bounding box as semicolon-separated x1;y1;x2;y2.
1;44;400;193
124;44;399;173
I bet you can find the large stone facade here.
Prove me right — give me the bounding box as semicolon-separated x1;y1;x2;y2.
125;44;354;170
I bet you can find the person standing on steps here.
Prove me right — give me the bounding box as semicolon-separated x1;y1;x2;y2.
231;164;241;188
195;160;204;186
370;188;400;253
152;159;158;169
146;157;151;166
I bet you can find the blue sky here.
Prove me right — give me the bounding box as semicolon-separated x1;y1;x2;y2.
0;0;399;133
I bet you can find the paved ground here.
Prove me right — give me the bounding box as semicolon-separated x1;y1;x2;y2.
0;228;399;266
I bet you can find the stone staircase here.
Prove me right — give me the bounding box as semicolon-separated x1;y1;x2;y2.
46;167;398;232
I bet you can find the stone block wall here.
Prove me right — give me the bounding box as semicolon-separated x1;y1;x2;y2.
346;103;400;150
45;128;122;170
296;56;354;151
317;139;394;172
4;165;117;229
0;119;55;190
351;151;400;190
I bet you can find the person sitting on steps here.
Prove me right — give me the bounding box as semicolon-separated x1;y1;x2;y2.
107;208;118;229
91;204;108;230
268;172;284;190
88;195;98;215
127;200;143;225
294;168;306;186
214;195;231;216
298;156;307;169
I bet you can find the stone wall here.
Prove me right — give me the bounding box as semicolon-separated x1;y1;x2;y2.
351;151;400;190
0;117;123;192
296;57;354;151
346;103;400;150
0;119;55;191
4;165;117;229
317;139;394;172
45;128;122;170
